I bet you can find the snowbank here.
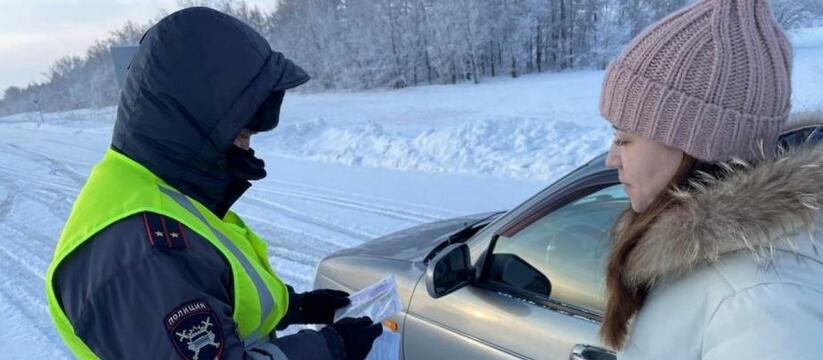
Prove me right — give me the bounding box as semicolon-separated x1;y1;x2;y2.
264;117;611;182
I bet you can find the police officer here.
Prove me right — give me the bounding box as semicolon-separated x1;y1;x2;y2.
46;7;382;360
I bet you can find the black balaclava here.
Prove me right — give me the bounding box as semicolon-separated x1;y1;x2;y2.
226;147;268;181
224;89;287;182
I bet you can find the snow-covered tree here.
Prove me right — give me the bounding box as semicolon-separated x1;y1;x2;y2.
770;0;823;29
3;0;820;116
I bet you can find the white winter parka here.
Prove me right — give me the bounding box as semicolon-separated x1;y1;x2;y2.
618;141;823;360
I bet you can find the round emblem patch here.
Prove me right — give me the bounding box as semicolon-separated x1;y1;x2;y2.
164;299;224;360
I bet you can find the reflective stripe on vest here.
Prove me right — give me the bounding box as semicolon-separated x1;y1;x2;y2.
159;185;273;342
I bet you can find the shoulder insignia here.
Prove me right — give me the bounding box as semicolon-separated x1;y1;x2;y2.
141;212;190;250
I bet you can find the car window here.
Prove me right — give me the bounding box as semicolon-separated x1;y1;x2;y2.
486;184;628;314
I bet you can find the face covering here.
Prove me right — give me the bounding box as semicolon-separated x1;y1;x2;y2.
225;145;267;181
247;90;285;132
223;90;286;182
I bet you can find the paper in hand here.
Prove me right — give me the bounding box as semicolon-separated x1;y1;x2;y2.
334;276;402;360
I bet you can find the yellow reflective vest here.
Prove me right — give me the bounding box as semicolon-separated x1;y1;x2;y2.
46;148;289;359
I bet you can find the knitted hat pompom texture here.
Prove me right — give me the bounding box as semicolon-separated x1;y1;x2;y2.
600;0;793;162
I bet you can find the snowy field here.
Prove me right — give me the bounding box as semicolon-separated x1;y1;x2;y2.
1;27;822;359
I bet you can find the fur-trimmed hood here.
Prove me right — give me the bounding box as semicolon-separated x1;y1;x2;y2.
621;140;823;291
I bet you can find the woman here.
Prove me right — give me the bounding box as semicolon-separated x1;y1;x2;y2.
598;0;823;358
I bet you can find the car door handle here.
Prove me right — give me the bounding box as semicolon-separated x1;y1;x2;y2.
570;344;616;360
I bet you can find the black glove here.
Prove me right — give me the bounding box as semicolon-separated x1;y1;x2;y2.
299;289;351;324
278;287;351;330
321;317;384;360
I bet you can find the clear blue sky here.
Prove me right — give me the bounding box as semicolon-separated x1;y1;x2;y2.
0;0;276;92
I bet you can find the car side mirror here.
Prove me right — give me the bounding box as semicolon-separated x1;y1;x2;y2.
425;243;475;298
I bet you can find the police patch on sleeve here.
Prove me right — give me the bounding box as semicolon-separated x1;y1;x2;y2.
164;299;224;360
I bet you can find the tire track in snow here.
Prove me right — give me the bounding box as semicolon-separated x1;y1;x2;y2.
242;213;361;251
0;163;79;222
1;209;65;269
250;186;440;223
0;144;86;203
22;188;75;221
242;194;377;241
0;143;87;185
0;180;20;220
42;138;105;155
0;161;80;190
0;230;46;282
257;178;461;217
0;282;71;359
0;233;71;359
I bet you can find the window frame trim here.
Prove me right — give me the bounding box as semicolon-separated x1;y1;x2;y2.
476;169;621;322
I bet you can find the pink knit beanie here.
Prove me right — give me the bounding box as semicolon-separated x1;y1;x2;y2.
600;0;793;162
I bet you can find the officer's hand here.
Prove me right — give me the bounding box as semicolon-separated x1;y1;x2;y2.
296;289;350;324
322;317;383;360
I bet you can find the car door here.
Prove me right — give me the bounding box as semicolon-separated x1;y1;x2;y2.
404;176;626;360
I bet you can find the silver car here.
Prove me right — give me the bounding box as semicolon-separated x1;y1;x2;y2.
313;122;823;360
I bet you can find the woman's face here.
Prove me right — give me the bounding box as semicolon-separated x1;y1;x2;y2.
605;129;684;213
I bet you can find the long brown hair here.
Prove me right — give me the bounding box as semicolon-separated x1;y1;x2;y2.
600;153;720;349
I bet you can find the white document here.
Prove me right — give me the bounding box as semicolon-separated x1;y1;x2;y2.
334;276;402;360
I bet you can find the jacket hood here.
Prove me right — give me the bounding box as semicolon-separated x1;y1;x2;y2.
111;7;309;217
622;123;823;290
